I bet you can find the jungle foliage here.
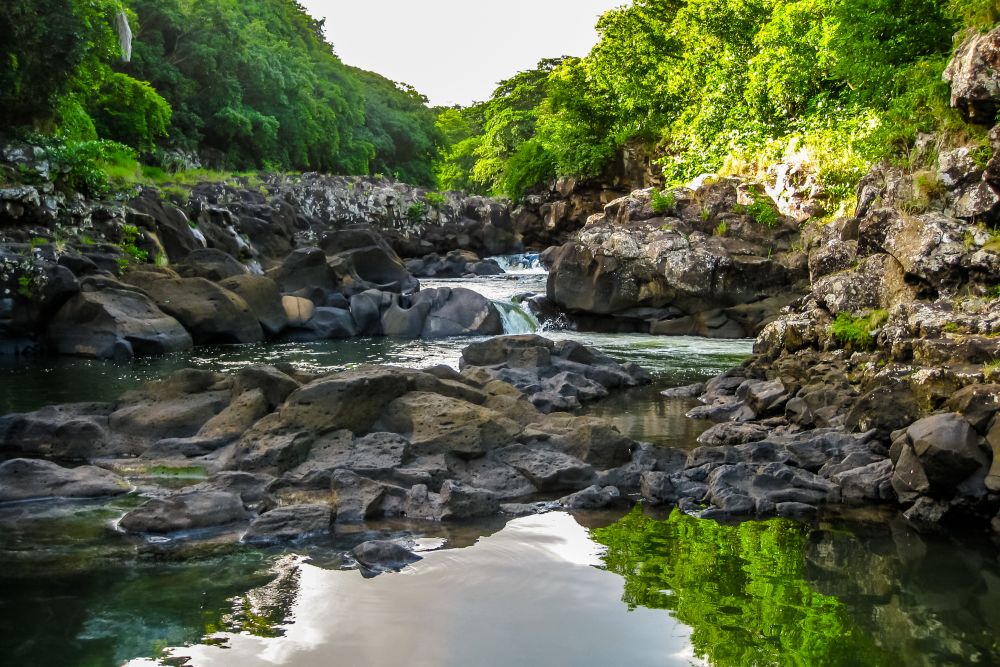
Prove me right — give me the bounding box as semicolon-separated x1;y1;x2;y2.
0;0;441;184
435;0;996;200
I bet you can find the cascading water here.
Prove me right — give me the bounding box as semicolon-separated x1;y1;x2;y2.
495;300;540;334
488;253;546;275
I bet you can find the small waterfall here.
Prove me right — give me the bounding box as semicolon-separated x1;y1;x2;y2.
495;300;540;334
489;253;547;275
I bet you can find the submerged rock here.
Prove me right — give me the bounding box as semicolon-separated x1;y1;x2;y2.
119;490;249;534
350;539;422;572
242;504;332;544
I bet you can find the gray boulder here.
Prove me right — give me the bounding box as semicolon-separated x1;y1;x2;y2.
0;458;130;502
118;490;249;534
242;504;332;544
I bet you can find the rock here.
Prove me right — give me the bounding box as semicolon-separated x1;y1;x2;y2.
175;248;248;282
125;272;263;344
0;403;115;459
242;504;332;544
294;306;356;339
233;415;314;474
280;367;410;433
944;385;1000;433
943;26;1000;124
232;364;300;409
420;287;503;338
118;490;249;534
521;414;632;468
661;383;705;398
560;484;620;509
111;389;232;445
437;480;500;519
907;413;987;490
270;247;337;294
832;459;895;503
891;444;931;503
696;421;770;447
903;496;950;529
494;444;595;492
330;469;386;522
321;225;419;295
986;418;1000;492
128;192;203;261
737;379;787;415
46;288;192;360
281;295;315;327
447;457;536;499
219;274;288;337
195;388;270;443
376;392;521;458
0;458;130;502
350;540;422;572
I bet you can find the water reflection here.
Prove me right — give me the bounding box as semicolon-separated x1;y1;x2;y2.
593;507;1000;667
582;384;711;448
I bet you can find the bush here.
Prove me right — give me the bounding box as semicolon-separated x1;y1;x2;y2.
424;191;447;209
830;310;889;351
39;138;138;198
650;189;676;214
406;201;427;221
746;194;780;228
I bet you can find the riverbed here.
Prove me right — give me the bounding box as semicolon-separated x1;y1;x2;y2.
1;268;998;666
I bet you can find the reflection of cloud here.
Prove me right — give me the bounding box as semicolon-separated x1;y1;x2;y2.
150;512;699;666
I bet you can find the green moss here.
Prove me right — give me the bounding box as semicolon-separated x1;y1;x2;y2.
984;359;1000;382
830;310;889;351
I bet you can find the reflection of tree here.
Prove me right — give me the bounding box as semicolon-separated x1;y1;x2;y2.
593;507;893;666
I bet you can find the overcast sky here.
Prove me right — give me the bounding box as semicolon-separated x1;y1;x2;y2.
299;0;626;107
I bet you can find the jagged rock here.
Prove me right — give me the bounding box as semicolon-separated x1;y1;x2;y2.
242;504;332;544
119;490;249;534
195;388;270;443
330;469;386;522
0;458;130;502
232;364;300;409
46;288;192;360
944;26;1000;124
280;366;410;433
832;459;895;503
944;384;1000;433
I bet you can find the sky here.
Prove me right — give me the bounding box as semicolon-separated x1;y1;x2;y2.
298;0;626;107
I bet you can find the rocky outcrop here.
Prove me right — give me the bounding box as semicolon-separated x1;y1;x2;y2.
944;26;1000;124
0;338;657;543
543;179;808;337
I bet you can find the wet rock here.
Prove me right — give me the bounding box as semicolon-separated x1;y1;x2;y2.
119;490;249;534
0;458;130;502
46;288;192;360
437;480;500;519
420;287;503;338
350;540;421;572
660;382;705;398
560;484;620;509
903;496;950;529
293;306;356;339
447;457;536;499
242;504;332;544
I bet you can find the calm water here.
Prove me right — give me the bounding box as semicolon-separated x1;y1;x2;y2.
2;271;998;666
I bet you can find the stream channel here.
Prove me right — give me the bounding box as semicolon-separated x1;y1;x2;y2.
1;258;998;666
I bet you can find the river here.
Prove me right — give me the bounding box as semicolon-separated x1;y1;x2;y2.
0;261;998;666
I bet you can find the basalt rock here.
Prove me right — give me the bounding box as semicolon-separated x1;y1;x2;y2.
0;458;130;502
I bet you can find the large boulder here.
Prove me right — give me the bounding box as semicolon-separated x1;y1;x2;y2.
280;367;410;433
376;392;521;457
906;413;988;490
46;288;192;360
0;458;130;502
0;403;116;459
321;225;419;295
219;274;288;337
124;271;263;344
421;287;504;338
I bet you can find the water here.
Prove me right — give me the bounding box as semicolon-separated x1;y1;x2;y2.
3;266;997;666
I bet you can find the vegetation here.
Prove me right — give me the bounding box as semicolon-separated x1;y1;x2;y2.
650;189;676;214
829;309;889;351
433;0;994;201
1;0;441;187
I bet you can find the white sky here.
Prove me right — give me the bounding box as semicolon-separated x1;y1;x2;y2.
299;0;626;107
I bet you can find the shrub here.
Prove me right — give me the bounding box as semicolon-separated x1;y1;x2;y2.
714;221;728;236
424;191;447;209
406;201;428;221
650;189;676;214
746;194;780;228
830;310;889;351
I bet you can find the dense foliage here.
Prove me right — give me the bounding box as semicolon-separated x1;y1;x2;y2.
436;0;996;200
0;0;441;184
